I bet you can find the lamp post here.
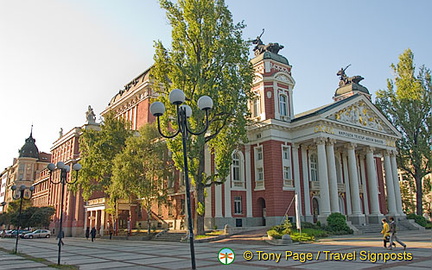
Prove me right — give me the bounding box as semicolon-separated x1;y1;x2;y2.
11;184;34;253
47;161;82;265
150;89;213;270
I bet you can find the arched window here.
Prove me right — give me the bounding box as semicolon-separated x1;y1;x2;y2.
310;154;318;181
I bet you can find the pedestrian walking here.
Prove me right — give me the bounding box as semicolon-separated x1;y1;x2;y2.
90;227;97;242
388;217;406;250
85;227;90;240
380;218;395;249
380;218;390;248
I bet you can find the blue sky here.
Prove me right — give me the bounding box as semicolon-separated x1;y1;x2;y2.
0;0;431;170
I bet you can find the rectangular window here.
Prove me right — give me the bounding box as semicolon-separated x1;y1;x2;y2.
257;167;264;181
234;196;242;214
257;147;263;160
279;94;287;116
283;166;292;180
252;96;260;117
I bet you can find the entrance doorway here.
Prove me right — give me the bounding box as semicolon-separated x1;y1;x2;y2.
257;198;266;226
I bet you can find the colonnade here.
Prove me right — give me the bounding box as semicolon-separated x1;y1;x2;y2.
303;137;404;224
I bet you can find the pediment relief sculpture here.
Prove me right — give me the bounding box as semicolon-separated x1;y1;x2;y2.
328;101;392;133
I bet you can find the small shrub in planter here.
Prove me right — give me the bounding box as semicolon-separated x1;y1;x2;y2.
267;229;282;239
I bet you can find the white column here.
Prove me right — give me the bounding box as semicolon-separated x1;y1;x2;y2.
342;154;352;215
84;209;88;232
315;137;331;217
359;155;369;215
347;143;363;216
215;184;223;218
301;146;312;219
390;151;404;216
224;176;232;218
292;144;302;216
383;150;397;216
365;147;381;215
245;145;253;217
326;139;340;213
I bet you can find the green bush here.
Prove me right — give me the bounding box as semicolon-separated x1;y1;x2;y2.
406;213;429;227
300;228;329;238
290;232;315;242
326;213;352;233
301;222;321;229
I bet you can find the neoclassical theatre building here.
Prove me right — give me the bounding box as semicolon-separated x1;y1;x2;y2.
30;43;405;236
101;47;404;231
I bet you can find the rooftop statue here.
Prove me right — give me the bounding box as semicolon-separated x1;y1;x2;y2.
337;64;364;87
252;29;284;56
86;105;96;124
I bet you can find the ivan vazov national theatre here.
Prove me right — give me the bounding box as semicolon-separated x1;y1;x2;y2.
1;36;419;237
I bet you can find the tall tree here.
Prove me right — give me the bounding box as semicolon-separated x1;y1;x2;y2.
152;0;254;234
375;49;432;216
75;112;133;200
110;124;172;235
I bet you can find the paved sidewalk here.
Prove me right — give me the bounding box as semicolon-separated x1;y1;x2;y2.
0;230;430;269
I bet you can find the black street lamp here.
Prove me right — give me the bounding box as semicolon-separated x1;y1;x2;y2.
11;184;34;253
47;161;82;265
150;89;213;270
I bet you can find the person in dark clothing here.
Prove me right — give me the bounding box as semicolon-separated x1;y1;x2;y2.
85;227;90;240
388;217;406;250
90;227;97;242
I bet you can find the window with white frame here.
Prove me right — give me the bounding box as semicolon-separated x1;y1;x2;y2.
252;95;260;118
256;147;263;160
256;167;264;188
279;93;288;116
232;151;244;188
282;145;293;187
254;146;264;189
234;196;242;214
310;154;318;181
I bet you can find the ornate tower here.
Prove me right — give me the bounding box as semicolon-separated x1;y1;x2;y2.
250;39;295;122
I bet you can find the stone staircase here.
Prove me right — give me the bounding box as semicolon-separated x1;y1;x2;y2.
352;218;425;234
152;231;187;242
352;224;383;234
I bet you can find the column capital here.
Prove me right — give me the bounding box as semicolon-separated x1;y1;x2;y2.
292;143;300;150
365;146;375;154
327;138;337;146
382;149;392;156
314;137;327;145
346;142;357;150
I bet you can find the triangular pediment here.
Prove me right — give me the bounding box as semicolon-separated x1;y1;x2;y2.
326;98;399;136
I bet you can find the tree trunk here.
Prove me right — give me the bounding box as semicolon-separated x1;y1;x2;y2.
195;184;205;236
147;208;151;236
415;175;423;216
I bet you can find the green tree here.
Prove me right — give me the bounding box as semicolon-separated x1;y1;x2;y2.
76;112;133;200
151;0;254;234
30;207;55;228
9;206;55;228
110;124;172;235
375;49;432;216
